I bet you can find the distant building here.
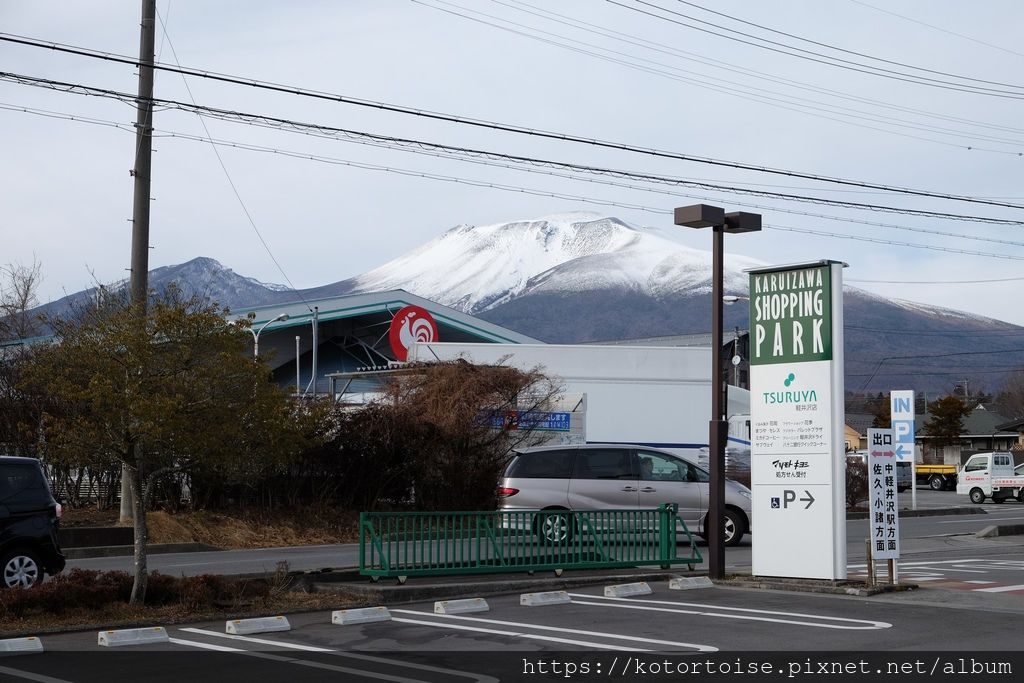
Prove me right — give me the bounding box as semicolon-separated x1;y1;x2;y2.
918;404;1017;464
232;290;538;397
586;330;751;391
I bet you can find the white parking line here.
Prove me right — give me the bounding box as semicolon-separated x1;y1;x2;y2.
391;616;650;651
964;580;996;585
168;637;243;652
0;666;74;683
390;609;716;652
179;628;497;682
178;628;332;652
849;559;983;568
565;594;891;630
973;584;1024;593
964;565;1024;571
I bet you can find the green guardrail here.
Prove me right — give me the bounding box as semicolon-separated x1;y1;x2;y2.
359;504;703;581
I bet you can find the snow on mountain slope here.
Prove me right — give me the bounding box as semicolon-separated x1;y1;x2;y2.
843;286;1007;326
349;212;763;313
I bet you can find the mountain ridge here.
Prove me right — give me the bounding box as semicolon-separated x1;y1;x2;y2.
25;212;1023;395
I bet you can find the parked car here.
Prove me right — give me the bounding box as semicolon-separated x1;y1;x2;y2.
0;456;65;588
498;443;752;546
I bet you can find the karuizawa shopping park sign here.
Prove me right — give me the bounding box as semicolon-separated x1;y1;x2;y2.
750;264;832;365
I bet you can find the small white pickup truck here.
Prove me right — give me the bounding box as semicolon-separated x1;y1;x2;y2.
956;452;1024;504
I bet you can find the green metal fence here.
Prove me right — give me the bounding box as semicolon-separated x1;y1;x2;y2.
359;504;703;580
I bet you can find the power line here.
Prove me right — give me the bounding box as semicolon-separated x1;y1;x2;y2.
419;0;1024;154
498;0;1024;139
13;97;1024;260
497;0;1024;142
613;0;1024;98
154;10;313;312
856;348;1024;391
7;97;1024;268
3;31;1024;210
6;69;1023;228
848;368;1024;378
848;0;1024;61
766;223;1024;261
673;0;1024;90
848;276;1024;285
846;325;1024;337
135;130;1024;262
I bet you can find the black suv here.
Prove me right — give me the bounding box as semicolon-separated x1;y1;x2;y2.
0;456;65;588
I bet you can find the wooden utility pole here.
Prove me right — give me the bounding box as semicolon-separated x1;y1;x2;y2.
121;0;157;523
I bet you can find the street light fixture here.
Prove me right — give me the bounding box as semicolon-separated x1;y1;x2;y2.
251;313;289;359
674;204;761;580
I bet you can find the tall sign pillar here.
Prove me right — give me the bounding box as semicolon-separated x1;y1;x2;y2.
748;260;847;579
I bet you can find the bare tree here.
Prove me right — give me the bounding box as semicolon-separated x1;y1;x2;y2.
0;259;43;342
994;371;1024;420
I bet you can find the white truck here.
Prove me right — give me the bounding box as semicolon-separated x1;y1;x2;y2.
955;452;1024;504
408;341;752;468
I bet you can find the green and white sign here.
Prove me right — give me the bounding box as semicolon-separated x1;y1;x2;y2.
749;261;847;580
750;265;832;364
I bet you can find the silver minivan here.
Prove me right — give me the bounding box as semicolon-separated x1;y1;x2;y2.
498;443;752;546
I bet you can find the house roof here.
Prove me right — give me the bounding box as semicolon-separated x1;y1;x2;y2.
918;404;1017;438
845;412;875;437
231;289;539;345
962;405;1017;436
998;416;1024;432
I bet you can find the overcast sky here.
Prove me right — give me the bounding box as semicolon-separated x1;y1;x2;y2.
3;1;1023;326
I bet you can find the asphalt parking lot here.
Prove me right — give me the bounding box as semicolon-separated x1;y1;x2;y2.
6;571;1024;682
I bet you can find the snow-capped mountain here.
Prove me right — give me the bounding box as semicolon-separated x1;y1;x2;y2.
22;212;1024;394
345;212;759;313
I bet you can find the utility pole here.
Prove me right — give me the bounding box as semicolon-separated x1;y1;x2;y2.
310;307;319;397
121;0;157;523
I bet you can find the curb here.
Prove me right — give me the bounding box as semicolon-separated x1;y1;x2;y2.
306;569;696;605
715;575;915;597
975;524;1024;538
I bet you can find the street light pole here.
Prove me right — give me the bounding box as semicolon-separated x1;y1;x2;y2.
675;204;761;580
251;313;289;359
709;220;728;580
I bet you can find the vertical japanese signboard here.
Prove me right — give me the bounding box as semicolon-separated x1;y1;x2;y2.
867;428;901;560
890;389;916;509
749;261;847;579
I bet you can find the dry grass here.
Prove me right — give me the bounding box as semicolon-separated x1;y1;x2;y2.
148;509;360;548
61;507;361;549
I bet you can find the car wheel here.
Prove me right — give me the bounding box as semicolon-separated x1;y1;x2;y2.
535;510;573;544
929;476;945;491
1018;490;1024;504
969;488;986;505
723;509;746;547
897;486;908;493
1;548;43;589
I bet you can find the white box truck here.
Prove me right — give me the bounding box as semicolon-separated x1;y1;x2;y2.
409;341;751;470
